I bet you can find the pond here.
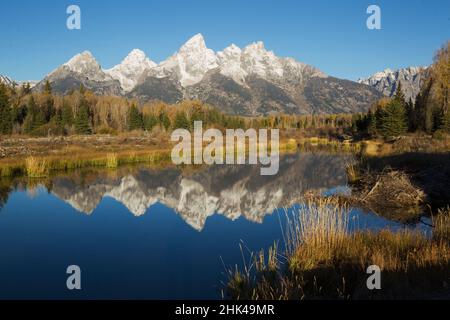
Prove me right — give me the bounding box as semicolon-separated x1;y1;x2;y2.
0;152;428;299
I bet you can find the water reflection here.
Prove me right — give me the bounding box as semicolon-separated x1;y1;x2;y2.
7;153;351;231
0;152;427;299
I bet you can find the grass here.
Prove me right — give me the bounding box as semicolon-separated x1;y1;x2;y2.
25;157;49;178
345;163;360;184
0;149;172;178
226;199;450;300
106;153;119;168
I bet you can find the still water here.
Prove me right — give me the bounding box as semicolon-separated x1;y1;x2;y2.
0;152;425;299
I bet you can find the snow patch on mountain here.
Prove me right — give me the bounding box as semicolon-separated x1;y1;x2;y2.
154;33;219;87
105;49;157;92
358;66;427;101
242;41;284;79
217;44;248;84
0;75;14;86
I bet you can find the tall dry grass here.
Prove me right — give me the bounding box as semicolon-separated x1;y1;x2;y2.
106;153;118;168
226;199;450;300
25;157;49;177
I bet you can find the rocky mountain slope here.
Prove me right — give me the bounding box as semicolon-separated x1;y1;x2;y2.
35;34;383;115
358;66;427;102
0;75;14;86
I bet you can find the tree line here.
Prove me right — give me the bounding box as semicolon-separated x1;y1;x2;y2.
0;81;355;137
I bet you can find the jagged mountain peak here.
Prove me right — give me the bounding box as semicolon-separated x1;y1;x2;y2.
358;66;428;101
64;51;99;71
242;41;284;79
217;44;247;84
156;33;219;87
0;75;14;86
180;33;207;50
106;49;157;92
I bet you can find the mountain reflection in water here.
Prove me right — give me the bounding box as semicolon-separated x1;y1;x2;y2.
0;152;425;299
48;153;350;230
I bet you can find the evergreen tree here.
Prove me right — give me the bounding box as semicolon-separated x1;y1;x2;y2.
24;96;37;134
143;114;158;131
440;109;450;133
21;82;31;95
0;84;12;134
23;95;45;135
378;100;408;138
367;110;378;137
43;92;55;122
75;102;92;135
44;80;52;95
173;111;190;130
127;104;143;131
61;101;74;127
415;79;434;133
405;98;415;131
159;111;171;130
393;81;406;106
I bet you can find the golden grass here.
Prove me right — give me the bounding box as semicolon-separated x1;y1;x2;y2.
106;153;118;168
0;149;172;178
226;199;450;300
25;157;49;178
345;163;360;183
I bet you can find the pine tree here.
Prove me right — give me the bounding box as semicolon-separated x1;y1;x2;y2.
23;95;46;136
393;81;406;106
379;100;408;138
44;80;52;95
143;114;158;131
24;96;37;134
367;110;378;137
61;101;74;127
414;78;434;133
405;98;415;131
0;84;12;134
127;104;143;131
159;111;171;130
21;82;31;95
75;102;92;135
441;109;450;133
173;111;190;130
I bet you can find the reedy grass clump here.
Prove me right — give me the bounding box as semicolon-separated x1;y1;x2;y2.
106;153;119;168
0;149;172;178
226;199;450;300
25;157;49;178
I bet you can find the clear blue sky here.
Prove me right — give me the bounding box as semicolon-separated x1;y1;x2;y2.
1;0;449;81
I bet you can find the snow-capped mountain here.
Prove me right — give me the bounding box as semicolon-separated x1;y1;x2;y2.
34;51;122;95
34;34;382;115
0;76;38;88
151;33;219;87
358;66;427;102
105;49;157;92
0;75;14;86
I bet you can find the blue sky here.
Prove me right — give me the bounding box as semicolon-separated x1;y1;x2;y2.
0;0;449;81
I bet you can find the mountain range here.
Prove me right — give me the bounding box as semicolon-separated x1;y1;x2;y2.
358;66;427;102
31;34;384;115
4;34;427;115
